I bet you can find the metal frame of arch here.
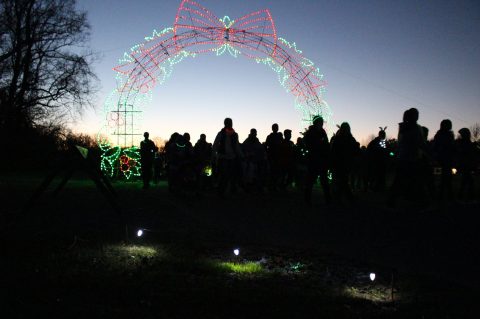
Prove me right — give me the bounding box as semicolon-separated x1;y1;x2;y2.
98;0;331;179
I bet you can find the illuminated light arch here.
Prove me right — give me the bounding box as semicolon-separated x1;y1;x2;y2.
98;0;332;178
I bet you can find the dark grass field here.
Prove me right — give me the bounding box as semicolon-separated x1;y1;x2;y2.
1;170;479;318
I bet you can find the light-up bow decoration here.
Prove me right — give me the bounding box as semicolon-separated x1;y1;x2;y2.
100;0;331;179
173;3;277;58
115;1;278;93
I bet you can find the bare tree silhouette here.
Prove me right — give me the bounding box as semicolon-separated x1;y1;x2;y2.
470;123;480;142
0;0;97;132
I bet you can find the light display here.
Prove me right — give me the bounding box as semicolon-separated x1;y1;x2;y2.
99;0;332;178
100;145;142;179
203;165;213;177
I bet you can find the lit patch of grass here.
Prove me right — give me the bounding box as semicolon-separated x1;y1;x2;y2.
97;244;167;269
343;286;393;303
217;261;264;274
103;244;165;259
119;245;158;257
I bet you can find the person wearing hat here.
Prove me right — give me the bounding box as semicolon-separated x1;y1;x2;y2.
278;129;295;190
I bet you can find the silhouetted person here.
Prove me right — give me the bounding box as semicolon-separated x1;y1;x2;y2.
183;132;194;158
367;128;388;191
165;132;185;193
421;126;435;200
456;128;477;200
351;145;369;192
194;134;212;167
174;133;196;192
153;150;164;184
213;118;243;197
140;132;157;189
194;134;213;190
294;137;308;190
265;123;283;191
330;122;358;203
303;116;331;205
433;119;455;200
278;129;295;190
242;128;267;192
388;108;426;206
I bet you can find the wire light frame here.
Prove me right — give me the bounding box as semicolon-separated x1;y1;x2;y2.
99;0;332;179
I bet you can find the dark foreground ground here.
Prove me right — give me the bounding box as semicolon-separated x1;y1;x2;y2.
1;170;479;318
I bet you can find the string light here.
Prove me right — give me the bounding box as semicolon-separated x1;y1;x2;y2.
219;16;235;29
214;43;241;57
98;0;333;178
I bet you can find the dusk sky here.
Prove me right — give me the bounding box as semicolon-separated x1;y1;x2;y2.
74;0;480;146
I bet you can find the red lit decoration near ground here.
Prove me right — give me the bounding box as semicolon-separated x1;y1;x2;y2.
99;0;332;178
119;155;138;175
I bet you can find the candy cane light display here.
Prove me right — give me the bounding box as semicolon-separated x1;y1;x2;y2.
99;0;332;178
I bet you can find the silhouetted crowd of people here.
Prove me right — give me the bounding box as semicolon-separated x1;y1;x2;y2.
139;108;480;206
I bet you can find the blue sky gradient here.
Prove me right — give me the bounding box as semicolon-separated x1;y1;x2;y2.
74;0;480;145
